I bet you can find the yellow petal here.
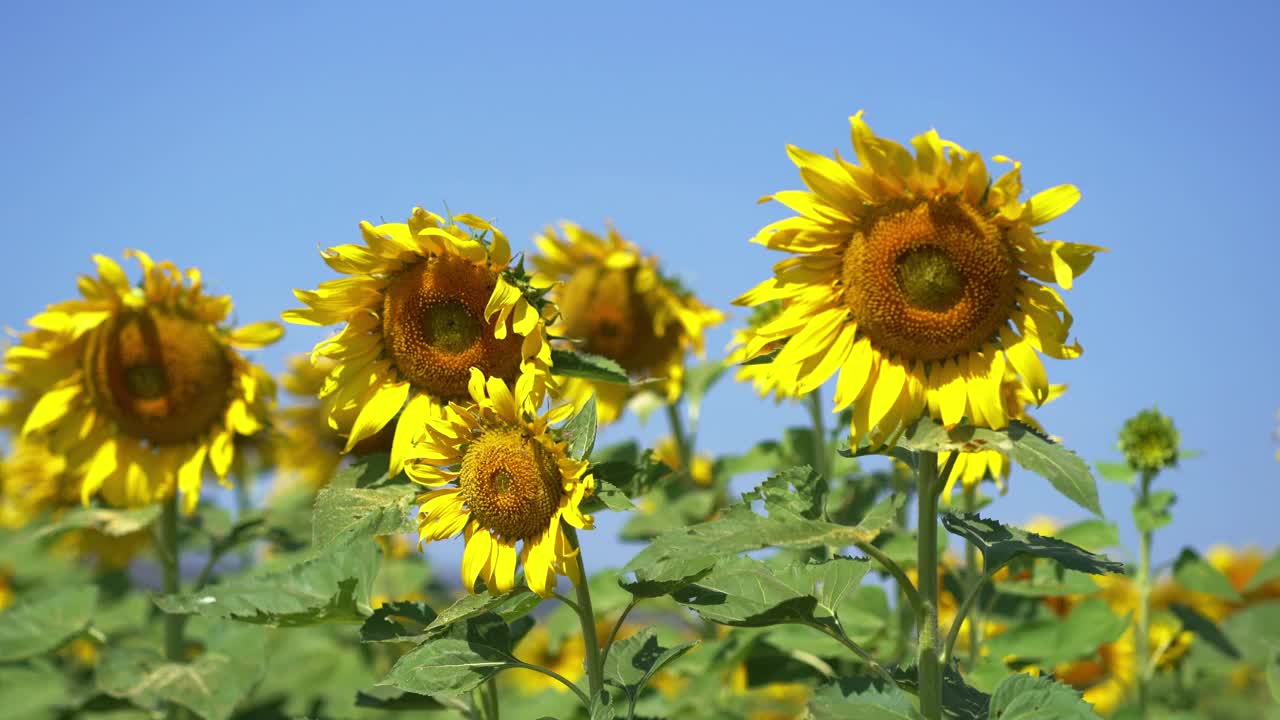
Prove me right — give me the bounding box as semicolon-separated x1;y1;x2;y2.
81;438;119;504
23;383;82;436
833;338;874;411
461;526;493;592
866;357;906;432
227;321;284;349
209;430;234;478
178;445;208;514
1001;325;1048;405
935;360;967;429
344;381;409;452
491;540;518;593
1027;184;1080;226
390;392;435;478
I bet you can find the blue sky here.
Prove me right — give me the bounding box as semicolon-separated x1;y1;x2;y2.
2;2;1277;575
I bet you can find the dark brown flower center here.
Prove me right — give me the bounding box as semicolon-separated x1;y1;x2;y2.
458;427;563;541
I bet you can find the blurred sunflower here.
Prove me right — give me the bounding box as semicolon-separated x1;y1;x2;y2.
531;222;724;425
936;371;1066;501
733;112;1102;444
1;439;149;569
653;435;714;487
405;368;594;597
270;355;344;491
284;208;554;479
1;251;280;513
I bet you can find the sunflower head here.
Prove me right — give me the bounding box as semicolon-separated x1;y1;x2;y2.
283;208;556;479
1118;408;1180;473
531;223;724;425
2;251;281;513
734;112;1103;445
405;368;594;597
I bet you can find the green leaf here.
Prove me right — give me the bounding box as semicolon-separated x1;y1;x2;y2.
36;505;161;538
1095;461;1136;485
360;600;439;643
739;348;780;366
891;665;990;719
0;661;70;719
419;587;541;640
379;613;520;696
154;542;378;626
97;622;268;720
1132;489;1176;533
1267;646;1280;704
562;394;598;460
1054;519;1120;552
985;598;1129;666
854;417;1102;515
622;493;896;597
329;452;393;488
741;464;826;520
941;513;1125;576
546;569;633;651
1172;547;1242;601
579;478;635;513
809;678;924;720
683;359;728;413
993;565;1102;598
1167;603;1241;659
986;672;1101;719
619;488;715;542
354;687;448;710
587;451;676;512
0;585;98;661
603;627;698;704
671;555;870;628
1244;548;1280;593
550;349;630;384
311;486;418;548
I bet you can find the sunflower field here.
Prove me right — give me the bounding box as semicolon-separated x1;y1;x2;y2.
2;5;1278;720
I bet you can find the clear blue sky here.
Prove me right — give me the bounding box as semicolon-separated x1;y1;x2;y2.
2;2;1277;574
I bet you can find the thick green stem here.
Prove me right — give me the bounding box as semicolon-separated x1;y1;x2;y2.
664;402;693;474
567;528;604;703
805;389;832;486
482;678;500;720
159;495;185;720
916;452;942;720
891;467;914;665
1136;470;1155;718
962;486;981;669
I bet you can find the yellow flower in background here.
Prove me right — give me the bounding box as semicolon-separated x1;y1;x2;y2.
271;355;344;491
726;664;810;720
284;208;554;480
733;112;1102;444
653;435;714;486
1;251;281;513
531;222;724;425
937;372;1066;501
406;368;594;597
1;439;149;569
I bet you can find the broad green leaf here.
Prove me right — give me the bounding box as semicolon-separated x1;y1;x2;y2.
986;598;1129;666
986;672;1101;719
889;665;990;720
311;486;418;548
809;678;923;720
1268;646;1280;704
0;585;98;661
97;622;267;720
154;542;378;626
0;661;70;719
562;394;597;460
1167;603;1240;658
603;627;698;704
671;555;870;628
36;505;160;538
419;587;541;639
1173;547;1242;601
741;464;825;520
379;613;519;696
587;452;676;514
580;478;635;513
329;452;393;488
354;687;448;710
360;600;439;643
853;417;1102;515
1054;519;1120;552
619;488;716;542
1244;549;1280;593
1132;489;1176;533
590;689;617;720
1095;461;1136;485
550;349;629;384
941;513;1124;576
683;359;727;414
994;565;1101;597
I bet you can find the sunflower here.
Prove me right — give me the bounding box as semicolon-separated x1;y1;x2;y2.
734;113;1103;444
531;222;724;425
405;368;593;597
726;300;799;403
270;355;345;491
1;251;281;513
937;371;1066;501
284;208;554;479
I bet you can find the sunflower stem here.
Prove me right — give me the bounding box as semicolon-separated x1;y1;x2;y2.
159;494;186;720
567;527;604;704
915;451;943;720
1135;469;1155;719
962;485;982;670
805;388;833;496
664;402;694;477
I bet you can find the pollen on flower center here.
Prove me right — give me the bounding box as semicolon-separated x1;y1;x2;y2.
86;309;233;445
842;198;1018;363
458;428;563;541
559;266;679;376
383;253;524;402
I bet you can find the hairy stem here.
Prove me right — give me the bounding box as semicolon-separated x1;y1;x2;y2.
942;572;991;668
599;598;639;667
159;495;185;720
916;451;942;720
664;402;694;474
963;486;981;669
567;528;604;703
1136;470;1155;718
806;388;832;487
